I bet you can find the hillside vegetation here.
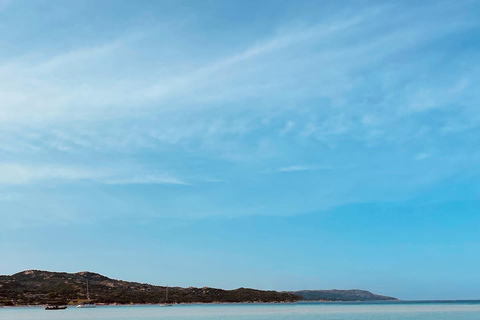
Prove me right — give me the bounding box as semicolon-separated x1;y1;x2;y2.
0;270;298;305
0;270;397;306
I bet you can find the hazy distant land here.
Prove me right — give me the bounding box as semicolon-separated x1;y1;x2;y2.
290;289;397;301
0;270;397;306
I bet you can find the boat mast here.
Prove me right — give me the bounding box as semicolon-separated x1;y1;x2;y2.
86;279;90;301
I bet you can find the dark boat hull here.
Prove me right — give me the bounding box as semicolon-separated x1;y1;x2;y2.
45;306;67;310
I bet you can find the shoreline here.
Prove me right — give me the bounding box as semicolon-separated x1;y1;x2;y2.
0;301;299;308
4;300;480;308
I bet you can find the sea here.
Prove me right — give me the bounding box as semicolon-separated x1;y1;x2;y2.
1;301;480;320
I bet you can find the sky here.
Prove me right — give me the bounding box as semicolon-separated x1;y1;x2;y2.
0;0;479;300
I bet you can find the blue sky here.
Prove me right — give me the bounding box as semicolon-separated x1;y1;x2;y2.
0;0;479;300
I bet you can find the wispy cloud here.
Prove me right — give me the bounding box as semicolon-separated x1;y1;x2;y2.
415;153;431;161
0;9;373;125
278;165;310;172
0;163;187;186
277;165;331;173
103;175;189;186
1;2;477;152
0;163;104;185
0;0;479;229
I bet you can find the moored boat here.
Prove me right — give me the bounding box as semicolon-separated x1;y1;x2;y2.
76;302;96;308
76;279;96;308
45;305;67;310
159;286;173;307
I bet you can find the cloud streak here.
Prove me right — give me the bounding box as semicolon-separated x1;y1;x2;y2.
0;163;187;186
277;165;331;173
0;8;372;125
0;0;479;229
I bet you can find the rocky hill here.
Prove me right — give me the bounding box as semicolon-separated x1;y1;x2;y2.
0;270;397;306
290;289;397;301
0;270;298;305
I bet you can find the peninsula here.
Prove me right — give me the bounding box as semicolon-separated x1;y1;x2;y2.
0;270;397;306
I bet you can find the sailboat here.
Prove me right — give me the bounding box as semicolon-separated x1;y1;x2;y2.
159;286;173;307
76;279;96;308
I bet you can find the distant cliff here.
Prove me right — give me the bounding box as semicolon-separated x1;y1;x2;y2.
0;270;298;305
290;289;398;301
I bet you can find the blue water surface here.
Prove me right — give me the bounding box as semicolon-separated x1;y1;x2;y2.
1;301;480;320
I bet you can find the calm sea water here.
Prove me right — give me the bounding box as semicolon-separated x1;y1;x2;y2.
1;301;480;320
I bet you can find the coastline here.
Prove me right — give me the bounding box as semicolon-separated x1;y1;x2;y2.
4;300;480;308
